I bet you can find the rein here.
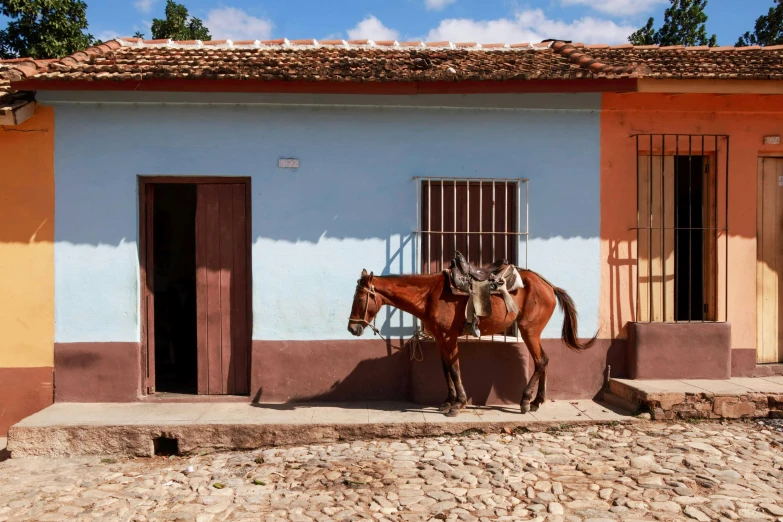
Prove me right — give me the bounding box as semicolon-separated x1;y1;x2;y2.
348;279;424;362
348;283;382;336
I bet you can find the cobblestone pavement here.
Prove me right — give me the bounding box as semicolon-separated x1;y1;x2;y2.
1;421;782;522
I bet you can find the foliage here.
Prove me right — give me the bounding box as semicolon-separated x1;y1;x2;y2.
629;18;657;45
736;0;783;46
0;0;95;59
133;30;145;39
151;0;210;41
629;0;717;47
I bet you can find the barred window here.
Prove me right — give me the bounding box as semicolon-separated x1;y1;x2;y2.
416;178;528;274
635;135;729;323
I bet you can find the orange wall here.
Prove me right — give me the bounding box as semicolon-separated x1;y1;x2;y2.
0;104;55;434
600;93;783;351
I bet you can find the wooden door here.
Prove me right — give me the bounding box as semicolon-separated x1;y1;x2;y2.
637;155;675;322
757;158;783;364
195;184;251;394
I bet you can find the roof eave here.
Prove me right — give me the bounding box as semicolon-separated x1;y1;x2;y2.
10;77;639;95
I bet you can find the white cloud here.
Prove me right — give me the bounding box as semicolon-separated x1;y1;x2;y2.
204;7;273;41
561;0;666;17
425;0;457;11
98;30;121;41
425;9;635;44
134;0;154;14
347;15;400;41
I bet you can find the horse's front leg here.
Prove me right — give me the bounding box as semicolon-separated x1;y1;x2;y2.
442;343;467;417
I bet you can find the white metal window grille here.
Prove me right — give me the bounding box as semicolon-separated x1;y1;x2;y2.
414;177;529;341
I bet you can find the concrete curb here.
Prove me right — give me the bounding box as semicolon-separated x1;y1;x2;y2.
8;418;639;458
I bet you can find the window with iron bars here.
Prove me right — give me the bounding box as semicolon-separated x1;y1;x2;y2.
414;177;529;340
634;135;729;323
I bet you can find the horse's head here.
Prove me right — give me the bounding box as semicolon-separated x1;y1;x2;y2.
347;269;381;336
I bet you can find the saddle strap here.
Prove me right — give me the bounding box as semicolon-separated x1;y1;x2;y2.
497;281;519;315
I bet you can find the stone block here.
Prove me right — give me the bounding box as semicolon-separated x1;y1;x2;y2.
712;397;756;419
654;393;686;410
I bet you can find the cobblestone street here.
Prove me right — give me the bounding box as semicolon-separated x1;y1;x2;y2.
1;420;782;522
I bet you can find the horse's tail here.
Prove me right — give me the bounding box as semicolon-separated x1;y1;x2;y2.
552;286;598;352
521;268;598;352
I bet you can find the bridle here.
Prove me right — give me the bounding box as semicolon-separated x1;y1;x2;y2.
348;282;382;336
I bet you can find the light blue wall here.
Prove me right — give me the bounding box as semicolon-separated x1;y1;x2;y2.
53;100;601;343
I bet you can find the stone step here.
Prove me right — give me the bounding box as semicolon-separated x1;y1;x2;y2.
600;389;640;415
608;377;783;421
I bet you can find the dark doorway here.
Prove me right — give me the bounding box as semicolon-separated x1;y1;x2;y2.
674;156;705;321
152;184;198;393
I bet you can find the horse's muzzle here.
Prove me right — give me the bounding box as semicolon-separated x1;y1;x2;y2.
347;323;364;336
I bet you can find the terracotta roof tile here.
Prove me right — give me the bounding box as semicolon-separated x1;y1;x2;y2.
8;38;783;88
0;60;35;107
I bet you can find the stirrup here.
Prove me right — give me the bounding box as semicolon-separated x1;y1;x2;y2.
463;319;481;338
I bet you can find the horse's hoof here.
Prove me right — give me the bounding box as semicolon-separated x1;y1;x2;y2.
520;402;530;414
439;402;453;413
530;402;541;412
445;408;460;417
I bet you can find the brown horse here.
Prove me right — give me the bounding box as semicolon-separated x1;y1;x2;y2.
347;267;597;416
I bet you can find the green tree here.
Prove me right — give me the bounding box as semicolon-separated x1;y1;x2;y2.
133;30;145;39
737;0;783;46
629;0;717;47
151;0;210;41
0;0;95;59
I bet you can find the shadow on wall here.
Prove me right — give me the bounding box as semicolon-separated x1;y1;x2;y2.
607;239;637;340
252;341;532;406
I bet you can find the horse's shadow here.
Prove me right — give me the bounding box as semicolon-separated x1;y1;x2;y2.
251;340;530;408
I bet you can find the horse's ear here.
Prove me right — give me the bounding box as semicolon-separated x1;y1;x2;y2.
361;268;368;278
368;271;374;283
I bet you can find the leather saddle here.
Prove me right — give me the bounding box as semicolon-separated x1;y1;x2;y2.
445;251;521;337
451;251;508;285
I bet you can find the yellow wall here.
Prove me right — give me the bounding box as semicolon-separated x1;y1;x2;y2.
600;93;783;351
0;104;55;367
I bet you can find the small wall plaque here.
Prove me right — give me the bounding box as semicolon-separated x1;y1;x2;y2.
278;158;300;169
764;135;781;145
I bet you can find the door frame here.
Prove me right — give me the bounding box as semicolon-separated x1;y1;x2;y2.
139;176;252;395
756;157;783;364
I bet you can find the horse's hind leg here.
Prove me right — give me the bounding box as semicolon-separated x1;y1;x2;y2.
439;357;457;414
519;329;548;414
530;346;549;411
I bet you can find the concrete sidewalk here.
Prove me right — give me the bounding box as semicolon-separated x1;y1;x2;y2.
7;400;633;457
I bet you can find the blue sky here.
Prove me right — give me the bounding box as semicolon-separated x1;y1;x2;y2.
9;0;774;46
